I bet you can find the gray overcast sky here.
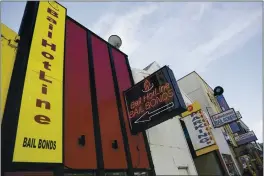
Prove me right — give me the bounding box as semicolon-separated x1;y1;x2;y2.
1;2;263;142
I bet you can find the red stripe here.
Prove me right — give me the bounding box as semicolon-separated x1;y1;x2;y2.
91;35;127;169
64;19;96;169
112;49;150;169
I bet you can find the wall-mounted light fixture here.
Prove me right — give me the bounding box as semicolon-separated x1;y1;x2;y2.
112;140;118;149
78;135;85;146
213;86;224;96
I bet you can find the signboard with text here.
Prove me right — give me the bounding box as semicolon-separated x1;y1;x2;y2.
12;1;66;163
181;102;217;154
124;66;187;133
216;94;241;133
235;131;257;146
211;108;239;128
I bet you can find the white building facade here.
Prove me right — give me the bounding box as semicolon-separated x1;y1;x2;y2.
177;71;242;175
132;62;198;175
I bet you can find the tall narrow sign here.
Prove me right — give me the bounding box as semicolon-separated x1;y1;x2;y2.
12;1;66;163
181;101;218;156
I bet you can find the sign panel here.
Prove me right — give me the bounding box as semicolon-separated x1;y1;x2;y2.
211;108;238;128
235;131;257;146
13;1;66;163
229;122;241;133
181;102;216;152
1;24;18;121
124;66;186;133
216;94;230;112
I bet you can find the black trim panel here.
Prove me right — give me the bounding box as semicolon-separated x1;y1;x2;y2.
86;30;104;175
124;56;156;176
108;46;134;176
1;1;40;172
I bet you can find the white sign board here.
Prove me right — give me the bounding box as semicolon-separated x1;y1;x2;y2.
211;108;238;128
182;110;215;151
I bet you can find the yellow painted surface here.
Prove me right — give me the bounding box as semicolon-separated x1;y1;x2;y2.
13;2;66;163
181;101;201;117
1;23;19;122
196;144;219;156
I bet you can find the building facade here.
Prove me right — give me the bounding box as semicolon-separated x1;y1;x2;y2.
177;71;241;175
131;62;198;175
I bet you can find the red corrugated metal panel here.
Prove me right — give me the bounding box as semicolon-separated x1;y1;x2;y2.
91;35;127;169
64;19;97;169
111;49;150;169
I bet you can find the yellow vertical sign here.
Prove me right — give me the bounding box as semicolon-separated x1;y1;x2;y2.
1;23;19;122
13;1;66;163
181;101;218;156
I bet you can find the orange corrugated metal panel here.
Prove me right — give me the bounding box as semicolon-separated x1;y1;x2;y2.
91;35;127;169
111;49;150;169
64;19;97;169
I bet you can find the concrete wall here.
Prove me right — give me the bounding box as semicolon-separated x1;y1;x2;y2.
131;65;197;175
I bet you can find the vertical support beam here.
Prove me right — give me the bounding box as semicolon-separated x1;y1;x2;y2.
86;32;104;176
124;56;156;176
1;1;39;173
108;46;134;176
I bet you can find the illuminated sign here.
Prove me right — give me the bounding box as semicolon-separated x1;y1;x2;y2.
235;131;257;146
13;1;66;163
181;102;217;154
211;108;239;128
124;66;186;133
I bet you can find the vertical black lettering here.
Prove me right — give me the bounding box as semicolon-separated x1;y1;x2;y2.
39;70;52;84
46;140;50;149
42;140;46;149
191;114;200;122
47;16;57;25
42;84;47;95
36;99;51;109
35;115;51;125
195;124;204;130
42;51;54;60
27;138;31;147
23;137;28;147
48;31;52;39
193;120;202;126
53;141;56;150
43;61;51;71
200;138;210;143
38;139;42;148
33;138;36;148
47;7;58;18
42;39;56;51
49;24;53;30
198;133;208;139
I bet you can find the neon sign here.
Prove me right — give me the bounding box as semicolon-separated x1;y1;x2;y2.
124;66;187;133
